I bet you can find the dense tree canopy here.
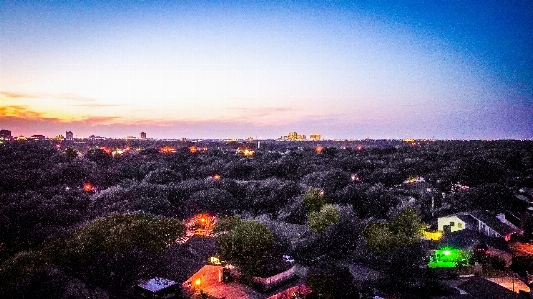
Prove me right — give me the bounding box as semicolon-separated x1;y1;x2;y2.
217;220;274;282
364;207;424;254
1;139;531;296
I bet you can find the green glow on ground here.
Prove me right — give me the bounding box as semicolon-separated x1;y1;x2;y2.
428;247;466;268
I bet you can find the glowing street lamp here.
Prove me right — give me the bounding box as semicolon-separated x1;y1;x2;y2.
351;174;360;182
83;182;96;193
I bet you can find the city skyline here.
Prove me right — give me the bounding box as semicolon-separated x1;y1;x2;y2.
1;1;532;140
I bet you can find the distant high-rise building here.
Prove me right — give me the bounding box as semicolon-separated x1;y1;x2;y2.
66;131;74;140
310;134;321;141
281;131;306;141
0;129;12;140
140;132;147;139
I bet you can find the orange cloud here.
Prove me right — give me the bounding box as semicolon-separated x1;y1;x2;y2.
0;91;95;102
0;105;44;118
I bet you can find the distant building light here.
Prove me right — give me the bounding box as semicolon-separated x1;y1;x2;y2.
309;134;321;141
209;256;221;265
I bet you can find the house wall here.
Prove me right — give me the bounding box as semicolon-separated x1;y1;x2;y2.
438;215;466;233
253;266;296;291
477;221;502;239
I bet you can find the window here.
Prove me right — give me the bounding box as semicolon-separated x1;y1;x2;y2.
450;222;455;226
458;223;463;228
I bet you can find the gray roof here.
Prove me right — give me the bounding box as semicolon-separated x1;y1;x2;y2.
439;229;511;252
458;277;524;299
468;210;521;237
455;214;478;230
138;277;176;292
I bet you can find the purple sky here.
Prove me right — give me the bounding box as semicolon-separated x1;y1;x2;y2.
1;1;532;139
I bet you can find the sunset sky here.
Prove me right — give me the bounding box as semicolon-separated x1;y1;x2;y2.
1;1;532;139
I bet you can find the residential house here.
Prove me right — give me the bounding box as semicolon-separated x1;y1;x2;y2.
135;277;177;299
455;277;526;299
437;211;522;241
182;264;309;299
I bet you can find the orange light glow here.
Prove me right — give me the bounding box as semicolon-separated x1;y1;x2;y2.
236;147;255;157
315;146;323;153
100;147;111;154
83;182;96;192
195;278;201;286
160;146;176;154
213;174;221;181
189;146;198;153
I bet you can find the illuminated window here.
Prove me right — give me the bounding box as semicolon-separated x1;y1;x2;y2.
457;223;463;228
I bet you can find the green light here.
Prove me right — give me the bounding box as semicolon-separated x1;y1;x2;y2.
428;247;468;269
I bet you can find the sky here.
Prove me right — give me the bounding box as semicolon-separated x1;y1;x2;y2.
1;1;532;140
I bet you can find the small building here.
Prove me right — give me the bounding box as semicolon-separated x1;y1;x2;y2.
437;214;470;233
457;277;526;299
135;277;177;299
0;129;12;140
140;132;147;139
437;211;522;241
66;131;74;140
309;134;320;141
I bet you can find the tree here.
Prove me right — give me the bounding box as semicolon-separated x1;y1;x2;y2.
307;204;341;233
363;207;424;254
389;206;425;245
306;263;359;299
213;215;241;234
64;146;79;160
217;220;274;283
185;188;237;217
49;213;186;267
303;188;328;213
0;250;51;293
143;168;182;185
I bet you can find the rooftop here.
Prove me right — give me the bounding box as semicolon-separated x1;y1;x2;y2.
138;277;176;292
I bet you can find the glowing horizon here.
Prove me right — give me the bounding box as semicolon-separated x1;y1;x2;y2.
1;1;531;139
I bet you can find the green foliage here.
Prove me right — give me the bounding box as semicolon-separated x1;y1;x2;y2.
217;220;274;282
363;207;424;253
64;146;79;160
303;188;328;213
0;250;51;291
363;222;399;254
307;204;341;233
213;215;241;233
389;206;425;245
48;213;185;265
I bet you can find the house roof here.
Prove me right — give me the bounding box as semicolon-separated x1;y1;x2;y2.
458;277;525;299
455;214;478;229
137;277;176;292
439;229;511;252
468;210;521;237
